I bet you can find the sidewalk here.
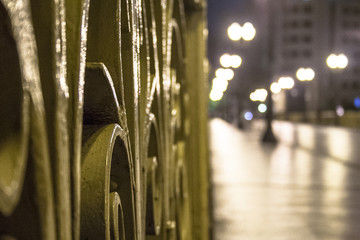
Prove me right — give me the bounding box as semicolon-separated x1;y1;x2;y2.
210;118;360;240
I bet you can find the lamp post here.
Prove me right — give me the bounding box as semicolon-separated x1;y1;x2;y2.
227;22;256;42
326;53;348;125
219;54;242;68
270;76;294;120
295;67;315;122
225;22;256;128
209;68;235;102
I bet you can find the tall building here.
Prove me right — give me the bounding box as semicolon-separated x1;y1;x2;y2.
272;0;360;114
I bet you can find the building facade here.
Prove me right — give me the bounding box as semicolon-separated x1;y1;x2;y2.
272;0;360;114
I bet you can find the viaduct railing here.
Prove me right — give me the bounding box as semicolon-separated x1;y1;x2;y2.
0;0;209;239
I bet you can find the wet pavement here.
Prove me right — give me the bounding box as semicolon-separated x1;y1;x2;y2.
210;118;360;240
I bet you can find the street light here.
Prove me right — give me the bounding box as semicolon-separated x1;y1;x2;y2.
212;77;228;92
258;103;267;113
244;112;253;121
296;68;315;81
270;82;281;94
326;53;348;124
295;67;315;122
227;22;256;42
223;22;255;127
219;54;242;68
219;54;232;68
215;68;234;81
278;76;295;89
242;22;256;41
209;76;231;102
327;53;348;69
227;23;242;41
250;88;268;102
231;55;242;68
209;90;223;101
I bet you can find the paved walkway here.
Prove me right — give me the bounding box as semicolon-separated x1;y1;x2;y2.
210;118;360;240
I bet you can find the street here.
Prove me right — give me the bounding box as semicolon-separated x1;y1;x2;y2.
210;118;360;240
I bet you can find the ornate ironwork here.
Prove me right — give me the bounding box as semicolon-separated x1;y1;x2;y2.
0;0;209;239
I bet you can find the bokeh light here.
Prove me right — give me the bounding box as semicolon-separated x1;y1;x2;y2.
258;103;267;113
244;112;253;121
250;88;268;102
270;82;281;94
327;54;337;69
227;22;256;41
250;92;256;101
296;68;315;81
354;97;360;109
227;22;242;41
210;90;223;101
242;22;256;41
220;54;242;68
327;53;348;69
337;54;349;69
336;105;344;117
231;55;242;68
219;54;232;68
212;77;228;92
215;68;234;80
278;77;295;89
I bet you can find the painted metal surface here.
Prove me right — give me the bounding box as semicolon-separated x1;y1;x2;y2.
0;0;209;239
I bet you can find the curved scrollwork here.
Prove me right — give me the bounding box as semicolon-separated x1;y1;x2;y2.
80;124;134;240
144;114;163;237
0;1;56;239
0;0;209;239
0;1;30;216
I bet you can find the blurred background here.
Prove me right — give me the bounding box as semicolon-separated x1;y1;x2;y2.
207;0;360;129
207;2;360;239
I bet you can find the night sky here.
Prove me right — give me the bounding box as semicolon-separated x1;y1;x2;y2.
207;0;269;98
